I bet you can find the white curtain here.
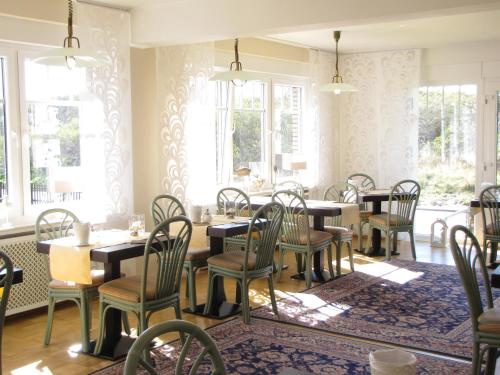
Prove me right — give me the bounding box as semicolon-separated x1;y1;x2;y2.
156;43;216;208
339;49;421;187
78;3;133;226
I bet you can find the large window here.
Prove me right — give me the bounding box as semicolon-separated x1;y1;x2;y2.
215;79;305;188
0;58;7;201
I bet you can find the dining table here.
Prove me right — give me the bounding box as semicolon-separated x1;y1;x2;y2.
250;196;354;283
36;230;171;361
358;189;398;257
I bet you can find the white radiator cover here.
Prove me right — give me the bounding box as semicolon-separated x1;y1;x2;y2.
1;234;50;316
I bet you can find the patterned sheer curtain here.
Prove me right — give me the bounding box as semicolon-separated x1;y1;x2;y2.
77;3;133;225
339;50;421;187
156;43;216;208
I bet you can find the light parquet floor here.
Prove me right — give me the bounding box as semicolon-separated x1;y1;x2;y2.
3;238;456;374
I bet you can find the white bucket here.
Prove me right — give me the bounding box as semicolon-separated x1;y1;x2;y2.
369;349;417;375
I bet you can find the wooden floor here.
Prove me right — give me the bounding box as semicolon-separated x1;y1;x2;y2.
3;238;456;374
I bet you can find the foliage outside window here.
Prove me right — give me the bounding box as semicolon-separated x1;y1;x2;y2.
418;85;476;207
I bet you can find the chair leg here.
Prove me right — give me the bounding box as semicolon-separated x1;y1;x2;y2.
240;279;250;324
347;241;354;271
491;242;498;266
305;252;312;289
268;275;279;318
409;229;416;260
358;222;363;253
385;230;391;261
277;246;285;282
79;290;90;353
122;311;131;335
174;299;182;320
44;295;56;346
187;264;197;312
335;241;342;277
295;253;303;274
486;347;497;375
203;270;215;315
184;267;190;298
93;299;107;355
327;244;334;279
472;341;481;375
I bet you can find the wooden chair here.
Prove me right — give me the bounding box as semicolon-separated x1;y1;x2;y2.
323;182;356;276
216;187;253;252
368;180;420;260
35;208;99;353
273;190;334;288
204;202;284;323
151;194;210;312
346;173;376;253
124;320;226;375
274;180;304;197
450;225;500;375
93;216;192;355
0;251;13;375
480;185;500;267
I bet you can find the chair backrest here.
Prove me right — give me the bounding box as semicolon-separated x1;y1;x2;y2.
216;187;252;217
449;225;493;332
124;319;226;375
274;180;304;197
272;190;310;247
0;251;13;374
142;216;192;301
151;194;186;225
35;208;79;242
324;182;358;227
346;173;376;191
480;185;500;236
244;202;285;271
387;179;420;226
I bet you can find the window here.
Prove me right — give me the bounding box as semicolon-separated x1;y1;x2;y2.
0;58;7;201
215;79;305;188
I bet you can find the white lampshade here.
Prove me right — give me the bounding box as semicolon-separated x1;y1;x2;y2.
32;47;105;68
320;82;358;95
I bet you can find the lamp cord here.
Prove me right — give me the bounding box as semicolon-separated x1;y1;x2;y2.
335;37;339;76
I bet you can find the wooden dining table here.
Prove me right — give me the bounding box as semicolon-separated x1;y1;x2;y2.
36;231;171;361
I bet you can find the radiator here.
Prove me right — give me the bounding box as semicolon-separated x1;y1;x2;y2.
1;235;50;316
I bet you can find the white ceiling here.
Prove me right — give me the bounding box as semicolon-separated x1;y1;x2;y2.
267;9;500;53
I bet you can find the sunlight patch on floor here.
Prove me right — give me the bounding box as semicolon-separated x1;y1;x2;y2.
11;361;53;375
354;261;424;284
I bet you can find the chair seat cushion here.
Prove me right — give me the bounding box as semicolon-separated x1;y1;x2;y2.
359;211;373;221
323;226;353;239
369;213;412;226
185;247;210;261
478;307;500;333
282;230;333;246
49;269;105;289
98;275;157;303
207;252;256;271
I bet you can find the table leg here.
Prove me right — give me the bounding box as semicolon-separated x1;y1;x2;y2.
90;261;135;360
290;215;332;283
186;236;241;319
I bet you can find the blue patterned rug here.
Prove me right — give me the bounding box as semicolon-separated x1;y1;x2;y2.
91;318;469;374
253;259;499;359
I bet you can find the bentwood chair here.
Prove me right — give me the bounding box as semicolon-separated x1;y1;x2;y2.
0;251;13;375
450;225;500;375
273;190;334;289
346;173;376;253
151;194;210;312
216;187;253;252
124;320;226;375
35;208;100;353
323;183;356;276
274;180;304;197
480;185;500;267
94;216;192;355
204;202;284;323
368;180;420;260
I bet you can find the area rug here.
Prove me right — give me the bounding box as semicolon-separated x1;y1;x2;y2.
253;259;500;359
91;318;469;374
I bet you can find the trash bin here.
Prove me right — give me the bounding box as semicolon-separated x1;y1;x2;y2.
369;349;416;375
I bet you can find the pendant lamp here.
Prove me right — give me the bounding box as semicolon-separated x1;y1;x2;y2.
210;38;267;85
32;0;104;69
320;31;357;94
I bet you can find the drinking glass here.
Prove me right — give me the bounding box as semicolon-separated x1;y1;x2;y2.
129;213;145;236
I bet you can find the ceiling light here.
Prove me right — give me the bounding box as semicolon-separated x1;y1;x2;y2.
209;38;268;85
320;31;358;95
32;0;104;69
